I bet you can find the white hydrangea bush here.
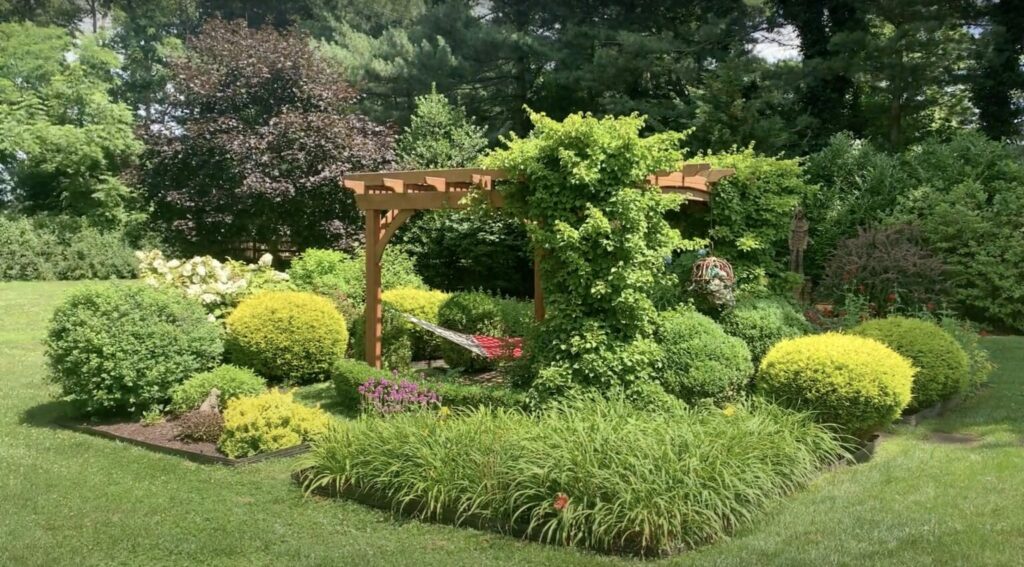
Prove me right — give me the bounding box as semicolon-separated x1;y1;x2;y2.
135;250;290;319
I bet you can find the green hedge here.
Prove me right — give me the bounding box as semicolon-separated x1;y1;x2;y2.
718;297;809;363
437;292;533;371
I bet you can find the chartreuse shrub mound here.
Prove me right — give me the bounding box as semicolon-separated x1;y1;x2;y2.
301;396;844;557
719;297;809;363
852;317;969;411
219;390;330;458
656;308;753;403
225;291;347;384
169;365;266;414
45;284;222;416
757;333;914;437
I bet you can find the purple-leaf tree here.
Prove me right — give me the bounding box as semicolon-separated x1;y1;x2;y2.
141;19;396;256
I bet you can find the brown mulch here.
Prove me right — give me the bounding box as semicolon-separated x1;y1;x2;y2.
88;419;225;457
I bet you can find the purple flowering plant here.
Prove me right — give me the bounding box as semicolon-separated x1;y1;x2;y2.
357;370;441;416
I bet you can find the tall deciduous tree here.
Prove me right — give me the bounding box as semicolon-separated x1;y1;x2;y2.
142;19;395;256
0;23;142;226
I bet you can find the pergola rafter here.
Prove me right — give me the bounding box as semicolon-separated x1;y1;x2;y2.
342;164;734;368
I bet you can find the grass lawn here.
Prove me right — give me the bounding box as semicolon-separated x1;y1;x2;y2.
2;281;1023;566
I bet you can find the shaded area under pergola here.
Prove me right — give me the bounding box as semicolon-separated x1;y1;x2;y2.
342;164;735;368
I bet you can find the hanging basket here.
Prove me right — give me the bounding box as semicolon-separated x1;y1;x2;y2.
691;256;736;287
691;256;736;307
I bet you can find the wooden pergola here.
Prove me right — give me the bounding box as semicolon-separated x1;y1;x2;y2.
342;164;735;368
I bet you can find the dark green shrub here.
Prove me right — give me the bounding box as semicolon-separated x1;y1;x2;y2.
893;133;1024;330
301;396;844;557
53;226;137;280
331;358;389;410
803;134;910;280
225;291;348;384
397;209;533;297
437;291;532;371
852;317;970;411
757;333;914;437
45;284;223;416
381;288;449;360
939;317;994;391
349;309;414;370
0;216;58;280
656;308;753;403
169;365;267;414
718;297;809;363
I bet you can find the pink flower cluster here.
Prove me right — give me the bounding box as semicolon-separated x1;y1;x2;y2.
357;374;440;415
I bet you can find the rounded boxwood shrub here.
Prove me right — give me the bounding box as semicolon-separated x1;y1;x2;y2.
656;308;754;403
218;389;330;458
225;291;347;384
437;292;533;371
45;284;223;416
718;298;809;363
169;365;267;414
382;287;449;360
852;317;970;411
757;333;915;437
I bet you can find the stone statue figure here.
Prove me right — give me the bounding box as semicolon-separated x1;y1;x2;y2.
789;206;810;275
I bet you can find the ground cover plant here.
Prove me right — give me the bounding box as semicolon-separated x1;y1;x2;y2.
300;396;846;557
852;317;970;412
218;389;331;458
45;283;223;416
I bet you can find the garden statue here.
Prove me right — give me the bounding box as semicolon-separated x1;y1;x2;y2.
789;206;810;275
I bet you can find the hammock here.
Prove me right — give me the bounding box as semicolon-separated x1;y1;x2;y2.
402;314;523;360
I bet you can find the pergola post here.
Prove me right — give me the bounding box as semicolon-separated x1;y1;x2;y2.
364;210;383;368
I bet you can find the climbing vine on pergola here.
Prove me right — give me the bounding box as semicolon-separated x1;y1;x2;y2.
342;165;734;368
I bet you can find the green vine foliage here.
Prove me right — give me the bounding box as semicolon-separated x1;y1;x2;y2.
484;112;683;401
688;147;817;290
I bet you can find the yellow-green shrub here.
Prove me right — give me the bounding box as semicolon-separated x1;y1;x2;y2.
757;333;914;437
225;291;347;384
382;288;449;360
852;317;969;411
218;389;330;458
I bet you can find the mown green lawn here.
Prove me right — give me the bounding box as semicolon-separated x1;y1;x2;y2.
2;281;1023;566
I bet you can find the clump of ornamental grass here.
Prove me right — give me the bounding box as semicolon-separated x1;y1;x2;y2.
299;395;847;557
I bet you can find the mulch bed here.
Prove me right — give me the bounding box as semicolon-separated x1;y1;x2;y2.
60;418;309;466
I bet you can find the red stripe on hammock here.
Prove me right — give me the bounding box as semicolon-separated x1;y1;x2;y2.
472;335;523;359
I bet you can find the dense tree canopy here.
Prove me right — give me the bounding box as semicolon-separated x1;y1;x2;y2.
141;19;395;255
